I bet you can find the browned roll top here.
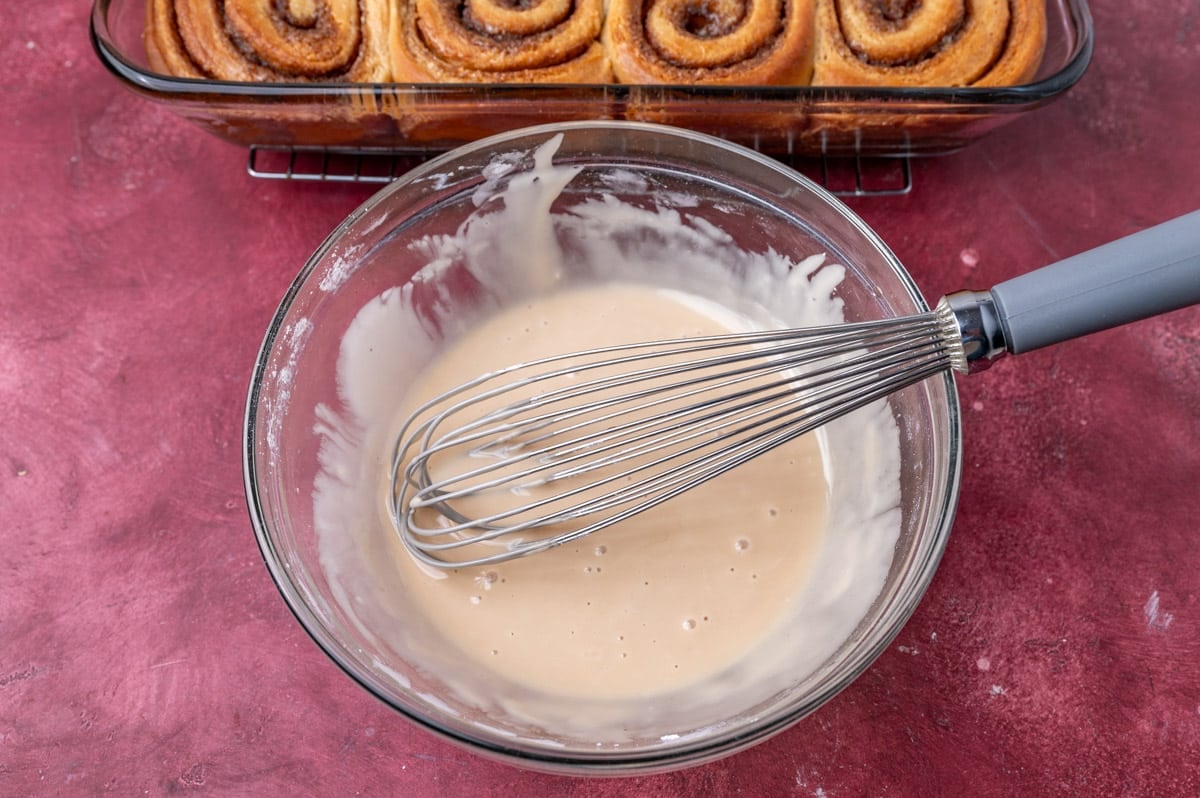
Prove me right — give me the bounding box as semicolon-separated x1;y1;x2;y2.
144;0;1046;87
811;0;1046;86
145;0;392;81
389;0;612;82
603;0;817;85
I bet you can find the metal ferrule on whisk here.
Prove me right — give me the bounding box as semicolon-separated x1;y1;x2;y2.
937;290;1010;374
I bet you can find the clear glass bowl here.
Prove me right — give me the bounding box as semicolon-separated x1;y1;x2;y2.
244;121;962;774
93;0;1091;157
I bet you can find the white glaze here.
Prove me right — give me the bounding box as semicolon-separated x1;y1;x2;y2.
307;135;903;743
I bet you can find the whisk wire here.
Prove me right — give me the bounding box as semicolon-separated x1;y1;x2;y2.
403;323;915;489
390;312;956;566
478;328;955;521
407;315;939;489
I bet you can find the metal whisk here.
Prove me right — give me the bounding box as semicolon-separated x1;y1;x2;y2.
388;211;1200;568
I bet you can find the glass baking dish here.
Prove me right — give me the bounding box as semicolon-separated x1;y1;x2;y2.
90;0;1092;158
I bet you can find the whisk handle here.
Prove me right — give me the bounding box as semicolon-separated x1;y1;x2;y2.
989;209;1200;355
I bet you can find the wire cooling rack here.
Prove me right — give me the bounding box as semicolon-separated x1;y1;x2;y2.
246;146;913;198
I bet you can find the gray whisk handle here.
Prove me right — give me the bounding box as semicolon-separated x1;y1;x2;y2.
989;209;1200;355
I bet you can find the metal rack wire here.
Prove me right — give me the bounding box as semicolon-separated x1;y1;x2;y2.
247;145;913;198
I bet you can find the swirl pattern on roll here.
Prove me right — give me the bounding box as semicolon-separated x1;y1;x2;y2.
389;0;612;83
145;0;391;81
811;0;1046;86
603;0;816;85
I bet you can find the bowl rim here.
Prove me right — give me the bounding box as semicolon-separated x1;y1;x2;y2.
242;120;964;774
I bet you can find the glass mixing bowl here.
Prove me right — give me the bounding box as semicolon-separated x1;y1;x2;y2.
244;121;962;774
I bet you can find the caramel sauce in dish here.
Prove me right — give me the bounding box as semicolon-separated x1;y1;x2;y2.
309;135;903;742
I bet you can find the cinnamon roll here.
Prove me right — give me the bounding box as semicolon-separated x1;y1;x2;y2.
389;0;612;83
810;0;1046;87
604;0;816;85
145;0;391;82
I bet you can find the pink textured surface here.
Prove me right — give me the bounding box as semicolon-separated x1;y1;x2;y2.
2;2;1199;795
